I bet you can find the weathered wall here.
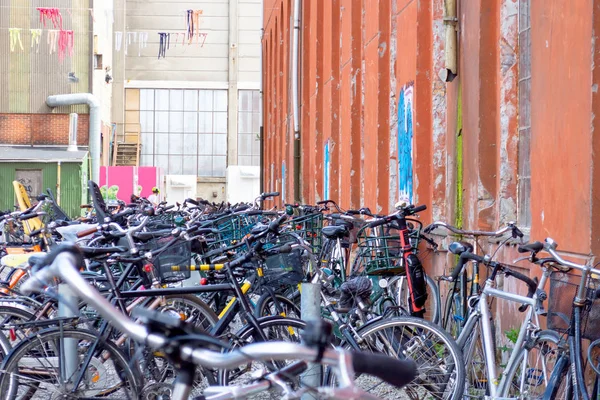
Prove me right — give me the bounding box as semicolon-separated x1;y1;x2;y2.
264;0;600;268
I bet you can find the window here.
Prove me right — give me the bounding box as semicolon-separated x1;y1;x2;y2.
94;54;103;70
518;0;531;226
237;90;261;166
136;89;228;177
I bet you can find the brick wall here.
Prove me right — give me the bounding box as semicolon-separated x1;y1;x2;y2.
0;114;90;146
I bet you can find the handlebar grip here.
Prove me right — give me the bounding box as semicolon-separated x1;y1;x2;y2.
76;226;98;238
233;204;251;212
411;204;427;214
504;269;538;312
316;200;331;205
367;218;388;229
19;213;39;221
111;208;134;220
161;204;175;211
185;198;199;206
451;253;484;281
512;226;524;239
261;192;280;198
351;351;417;389
517;241;544;254
423;224;436;234
268;214;288;233
29;228;43;237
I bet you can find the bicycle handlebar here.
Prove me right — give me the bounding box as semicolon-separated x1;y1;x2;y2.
425;221;519;237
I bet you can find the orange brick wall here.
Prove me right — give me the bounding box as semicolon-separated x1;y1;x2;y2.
0;113;90;146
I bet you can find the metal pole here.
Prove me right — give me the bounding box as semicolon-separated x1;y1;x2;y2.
58;283;79;384
300;282;321;400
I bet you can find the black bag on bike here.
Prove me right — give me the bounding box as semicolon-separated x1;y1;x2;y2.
405;253;428;310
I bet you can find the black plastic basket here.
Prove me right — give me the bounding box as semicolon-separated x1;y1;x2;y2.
146;236;192;283
262;249;304;288
547;271;600;341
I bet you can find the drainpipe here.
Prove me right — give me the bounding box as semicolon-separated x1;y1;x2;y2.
46;94;101;183
67;113;78;151
441;0;458;82
57;161;61;206
292;0;301;202
259;2;264;194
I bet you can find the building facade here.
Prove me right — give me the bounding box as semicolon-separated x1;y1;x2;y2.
262;0;600;327
111;0;262;202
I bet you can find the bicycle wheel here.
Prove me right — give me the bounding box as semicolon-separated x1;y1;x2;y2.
391;274;441;324
253;292;301;319
160;294;219;330
345;316;465;399
0;304;36;358
501;330;563;399
0;328;139;399
219;316;315;398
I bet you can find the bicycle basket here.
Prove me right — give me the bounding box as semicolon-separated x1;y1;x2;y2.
547;271;600;341
355;223;405;275
285;212;324;253
145;236;192;283
261;235;305;288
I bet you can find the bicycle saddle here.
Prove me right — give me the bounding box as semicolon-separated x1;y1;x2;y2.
322;225;349;239
448;241;474;255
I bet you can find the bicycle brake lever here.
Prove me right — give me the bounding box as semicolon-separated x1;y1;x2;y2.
512;256;530;264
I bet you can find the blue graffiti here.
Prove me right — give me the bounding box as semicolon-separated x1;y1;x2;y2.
281;161;286;203
324;141;330;200
398;85;414;203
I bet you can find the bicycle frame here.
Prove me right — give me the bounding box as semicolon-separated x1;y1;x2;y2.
456;266;550;398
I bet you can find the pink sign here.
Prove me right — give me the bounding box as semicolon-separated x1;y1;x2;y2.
99;166;159;202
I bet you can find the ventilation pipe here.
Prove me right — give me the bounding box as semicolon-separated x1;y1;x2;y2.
46;94;101;183
67;113;78;152
292;0;301;202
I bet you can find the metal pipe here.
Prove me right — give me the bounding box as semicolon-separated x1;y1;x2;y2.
57;161;61;206
259;4;264;194
46;94;101;183
292;0;302;201
67;113;78;151
442;0;458;82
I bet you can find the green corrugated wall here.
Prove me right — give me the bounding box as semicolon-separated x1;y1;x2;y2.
0;161;84;218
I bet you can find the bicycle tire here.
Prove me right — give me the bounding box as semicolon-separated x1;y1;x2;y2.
347;316;465;399
253;292;301;319
160;294;219;330
218;316;310;397
501;329;563;398
0;328;139;399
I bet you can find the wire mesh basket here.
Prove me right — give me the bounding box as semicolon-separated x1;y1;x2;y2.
354;222;407;275
261;234;306;289
284;212;324;253
144;236;192;283
547;271;600;341
207;212;277;250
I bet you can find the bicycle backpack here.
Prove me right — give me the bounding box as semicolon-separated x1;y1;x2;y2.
405;253;428;314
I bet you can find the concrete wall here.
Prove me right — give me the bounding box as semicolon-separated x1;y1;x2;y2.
263;0;600;325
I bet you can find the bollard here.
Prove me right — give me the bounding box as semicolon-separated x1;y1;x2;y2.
301;282;322;400
58;283;79;384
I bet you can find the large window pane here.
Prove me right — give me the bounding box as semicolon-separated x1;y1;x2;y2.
183;155;197;175
155;112;169;132
155;90;169;110
251;135;260;154
169;155;183;175
214;134;227;155
238;112;251;134
184;112;198;133
140;153;153;167
183;134;198;155
214;90;228;111
198;90;213;111
140;111;154;132
169;90;184;111
140;89;155;111
155;133;169;154
239;90;251;112
198;134;213;155
252;90;260;110
156;155;169;173
198;112;213;133
252;112;260;133
213;156;226;176
141;132;153;155
198;156;212;176
170;133;184;155
184;90;199;111
169;111;184;133
214;112;227;133
238;133;252;156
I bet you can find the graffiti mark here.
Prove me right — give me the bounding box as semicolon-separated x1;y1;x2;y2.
398;83;414;204
324;140;330;200
17;180;33;195
281;161;286;203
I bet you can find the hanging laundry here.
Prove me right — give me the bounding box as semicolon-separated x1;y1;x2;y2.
9;28;24;52
57;30;74;62
186;10;203;44
47;30;58;55
199;32;208;47
37;8;63;29
115;31;123;52
125;31;137;55
158;32;170;59
30;29;42;52
138;32;148;56
173;32;179;48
